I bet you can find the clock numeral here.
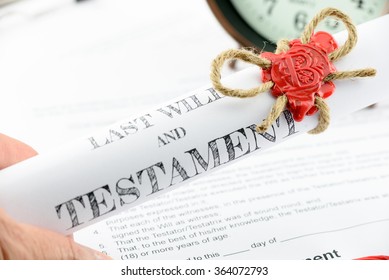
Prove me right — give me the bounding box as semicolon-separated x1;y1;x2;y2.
352;0;364;9
294;11;308;31
264;0;277;15
325;18;340;30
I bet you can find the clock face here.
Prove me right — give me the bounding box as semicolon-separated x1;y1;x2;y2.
230;0;388;44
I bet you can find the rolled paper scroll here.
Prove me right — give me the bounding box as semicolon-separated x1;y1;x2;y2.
0;15;388;234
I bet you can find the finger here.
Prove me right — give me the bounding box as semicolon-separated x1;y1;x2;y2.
0;134;37;169
0;135;109;259
0;209;111;260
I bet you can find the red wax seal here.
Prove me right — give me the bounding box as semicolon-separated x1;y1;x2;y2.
261;32;338;122
355;255;389;260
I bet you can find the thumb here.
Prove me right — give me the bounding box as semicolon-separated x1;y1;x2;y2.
0;133;37;169
0;134;111;259
0;209;111;260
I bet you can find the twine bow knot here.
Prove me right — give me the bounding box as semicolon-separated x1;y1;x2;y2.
210;8;376;134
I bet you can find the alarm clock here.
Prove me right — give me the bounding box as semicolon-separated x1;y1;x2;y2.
207;0;388;51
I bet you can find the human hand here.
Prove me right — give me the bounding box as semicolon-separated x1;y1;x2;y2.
0;134;111;259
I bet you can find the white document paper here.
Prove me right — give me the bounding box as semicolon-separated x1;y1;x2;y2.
75;102;389;259
73;15;389;259
0;16;388;237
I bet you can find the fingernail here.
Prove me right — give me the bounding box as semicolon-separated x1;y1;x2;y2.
77;244;112;260
94;252;112;260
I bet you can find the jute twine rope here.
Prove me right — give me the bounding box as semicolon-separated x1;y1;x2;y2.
210;8;376;134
